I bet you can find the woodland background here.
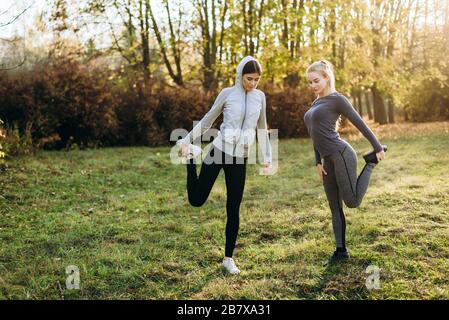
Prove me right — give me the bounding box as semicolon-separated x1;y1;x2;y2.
0;0;448;156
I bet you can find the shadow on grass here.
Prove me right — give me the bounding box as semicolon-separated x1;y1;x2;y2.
298;256;376;300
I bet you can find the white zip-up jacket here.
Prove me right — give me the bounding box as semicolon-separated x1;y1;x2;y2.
177;56;272;164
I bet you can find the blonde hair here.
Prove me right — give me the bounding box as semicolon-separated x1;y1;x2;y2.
307;60;341;131
306;59;336;92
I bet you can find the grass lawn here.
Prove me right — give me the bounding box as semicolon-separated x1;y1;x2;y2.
0;121;448;299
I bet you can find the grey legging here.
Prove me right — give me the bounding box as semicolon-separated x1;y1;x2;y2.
322;144;376;248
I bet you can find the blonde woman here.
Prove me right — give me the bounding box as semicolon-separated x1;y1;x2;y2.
304;60;387;263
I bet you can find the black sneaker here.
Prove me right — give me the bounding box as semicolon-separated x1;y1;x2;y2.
363;145;388;164
329;250;350;264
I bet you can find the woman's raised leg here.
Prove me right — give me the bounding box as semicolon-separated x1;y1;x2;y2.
187;147;222;207
332;145;376;208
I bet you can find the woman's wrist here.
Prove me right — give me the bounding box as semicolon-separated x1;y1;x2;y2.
374;143;383;153
176;139;188;147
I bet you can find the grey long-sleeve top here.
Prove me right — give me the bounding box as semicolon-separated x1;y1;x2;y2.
304;92;382;165
177;56;272;164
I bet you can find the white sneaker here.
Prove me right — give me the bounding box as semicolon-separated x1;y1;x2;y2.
179;143;202;163
222;257;240;274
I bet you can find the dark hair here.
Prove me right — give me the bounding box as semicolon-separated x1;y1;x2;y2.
242;60;262;75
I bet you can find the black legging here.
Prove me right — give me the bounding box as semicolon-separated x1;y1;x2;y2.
186;146;247;257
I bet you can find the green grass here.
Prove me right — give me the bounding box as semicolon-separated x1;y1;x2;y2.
0;122;448;299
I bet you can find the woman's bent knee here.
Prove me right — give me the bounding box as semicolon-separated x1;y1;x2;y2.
344;199;360;208
188;196;206;207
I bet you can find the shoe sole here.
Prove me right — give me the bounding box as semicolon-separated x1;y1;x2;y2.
363;145;388;163
221;265;240;275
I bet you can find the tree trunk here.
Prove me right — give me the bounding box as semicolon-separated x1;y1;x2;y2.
141;0;151;85
243;0;248;55
281;0;289;49
372;84;388;125
197;0;218;90
290;0;298;59
280;0;299;88
387;97;395;123
365;91;373;120
148;0;184;86
295;0;305;58
357;90;363;117
218;0;228;63
329;4;337;64
164;0;183;85
249;0;255;55
255;0;265;54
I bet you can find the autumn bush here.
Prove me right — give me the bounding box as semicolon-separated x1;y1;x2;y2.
405;73;449;122
155;85;217;143
0;60;318;154
264;86;314;138
148;84;314;143
114;84;162;147
7;54;447;154
0;57;120;151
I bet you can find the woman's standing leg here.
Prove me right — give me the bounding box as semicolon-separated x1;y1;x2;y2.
222;156;247;258
332;145;376;208
323;157;346;251
187;147;222;207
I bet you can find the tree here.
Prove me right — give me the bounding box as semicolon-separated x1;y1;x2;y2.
193;0;230;90
369;0;389;124
149;0;184;85
278;0;305;87
0;3;31;70
79;0;156;88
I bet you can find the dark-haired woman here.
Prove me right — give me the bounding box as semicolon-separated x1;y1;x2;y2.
177;56;272;274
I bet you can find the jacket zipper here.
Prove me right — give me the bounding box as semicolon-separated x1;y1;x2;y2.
233;91;247;155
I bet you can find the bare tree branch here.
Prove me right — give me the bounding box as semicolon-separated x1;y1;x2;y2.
0;36;22;43
0;4;15;17
0;55;27;71
0;4;32;28
107;19;133;64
